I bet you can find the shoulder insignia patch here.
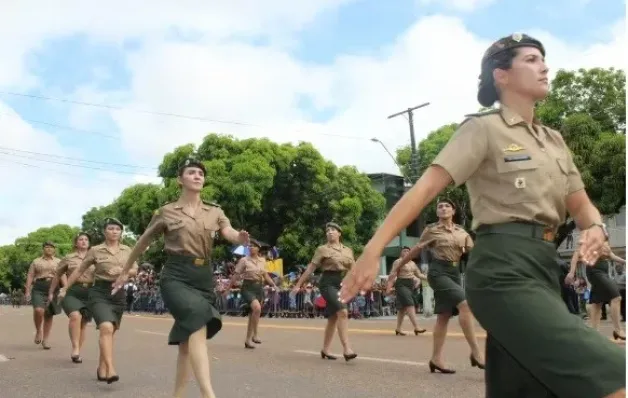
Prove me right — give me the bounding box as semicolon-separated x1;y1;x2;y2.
202;200;221;208
464;108;500;118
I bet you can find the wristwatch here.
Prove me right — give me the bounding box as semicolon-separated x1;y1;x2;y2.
588;223;609;241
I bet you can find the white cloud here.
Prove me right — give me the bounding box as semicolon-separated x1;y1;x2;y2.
416;0;497;12
0;3;625;245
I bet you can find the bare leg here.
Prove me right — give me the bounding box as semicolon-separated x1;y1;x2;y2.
250;301;262;342
457;301;483;363
589;303;602;330
609;297;625;337
404;306;422;331
98;322;117;378
395;308;406;333
187;326;216;398
68;312;82;356
79;318;88;351
335;309;355;355
42;314;54;347
33;308;44;342
604;388;626;398
322;314;338;354
173;342;192;398
431;313;450;367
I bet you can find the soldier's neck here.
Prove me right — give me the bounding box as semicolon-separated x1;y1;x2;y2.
499;93;536;124
76;249;88;256
437;219;454;228
42;255;53;260
179;190;202;207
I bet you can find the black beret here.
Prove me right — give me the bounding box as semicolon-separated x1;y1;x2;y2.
325;222;342;233
437;198;456;209
178;158;206;175
103;217;124;229
481;33;545;66
42;241;56;248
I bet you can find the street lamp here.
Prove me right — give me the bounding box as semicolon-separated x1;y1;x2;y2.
370;138;411;185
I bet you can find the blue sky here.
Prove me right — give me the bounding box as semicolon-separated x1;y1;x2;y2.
0;0;624;243
2;0;623;172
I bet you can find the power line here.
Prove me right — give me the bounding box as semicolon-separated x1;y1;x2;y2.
0;158;127;182
0;90;369;141
0;146;156;170
0;151;156;177
0;111;119;140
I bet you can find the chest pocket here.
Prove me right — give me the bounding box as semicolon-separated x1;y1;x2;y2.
495;156;541;205
554;156;570;195
203;219;219;239
166;218;185;232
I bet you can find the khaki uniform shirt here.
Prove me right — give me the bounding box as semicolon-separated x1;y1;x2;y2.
417;223;473;262
234;256;267;282
30;257;61;280
310;244;355;272
144;201;231;258
57;252;94;284
82;244;138;282
389;259;421;280
432;106;585;230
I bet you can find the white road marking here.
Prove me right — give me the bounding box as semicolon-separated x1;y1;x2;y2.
293;350;427;366
136;329;167;336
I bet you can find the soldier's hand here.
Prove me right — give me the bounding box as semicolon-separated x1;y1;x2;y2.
339;250;380;303
578;227;606;265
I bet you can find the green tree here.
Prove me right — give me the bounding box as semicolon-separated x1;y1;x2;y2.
396;124;473;228
396;68;626;247
0;224;79;290
113;134;386;271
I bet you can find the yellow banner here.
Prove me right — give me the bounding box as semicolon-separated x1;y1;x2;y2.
265;258;283;275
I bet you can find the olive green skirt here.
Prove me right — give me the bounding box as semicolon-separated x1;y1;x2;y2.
586;259;620;304
88;280;126;329
427;258;464;316
241;279;264;305
160;255;222;345
394;278;416;309
319;271;346;317
31;279;61;317
465;223;625;398
62;283;92;322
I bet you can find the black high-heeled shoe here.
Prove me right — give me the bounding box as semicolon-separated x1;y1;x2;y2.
343;353;357;362
106;375;119;384
395;330;407;336
414;328;427;335
470;355;485;369
244;342;255;349
96;369;106;382
71;355;82;364
320;351;337;360
613;331;626;341
428;361;456;374
252;338;262;344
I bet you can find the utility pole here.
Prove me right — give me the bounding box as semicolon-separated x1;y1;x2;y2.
387;102;430;181
387;102;431;236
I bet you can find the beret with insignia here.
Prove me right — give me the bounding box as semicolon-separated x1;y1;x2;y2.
42;241;56;248
103;217;124;229
325;222;342;233
481;33;545;66
178;157;207;176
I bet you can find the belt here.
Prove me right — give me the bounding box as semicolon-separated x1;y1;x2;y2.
432;258;459;267
35;277;52;281
166;254;208;267
77;282;91;288
476;222;556;242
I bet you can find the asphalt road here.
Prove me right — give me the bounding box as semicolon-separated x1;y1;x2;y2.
0;306;623;398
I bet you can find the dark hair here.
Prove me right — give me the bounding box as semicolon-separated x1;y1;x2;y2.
477;48;518;107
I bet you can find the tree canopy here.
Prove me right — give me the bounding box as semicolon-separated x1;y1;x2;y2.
396;67;626;245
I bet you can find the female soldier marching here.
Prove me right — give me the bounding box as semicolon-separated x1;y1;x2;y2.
112;158;249;398
341;33;625;397
224;239;278;349
24;241;62;349
293;222;357;361
49;232;93;363
567;242;626;340
394;199;483;373
60;218;138;384
385;245;427;336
